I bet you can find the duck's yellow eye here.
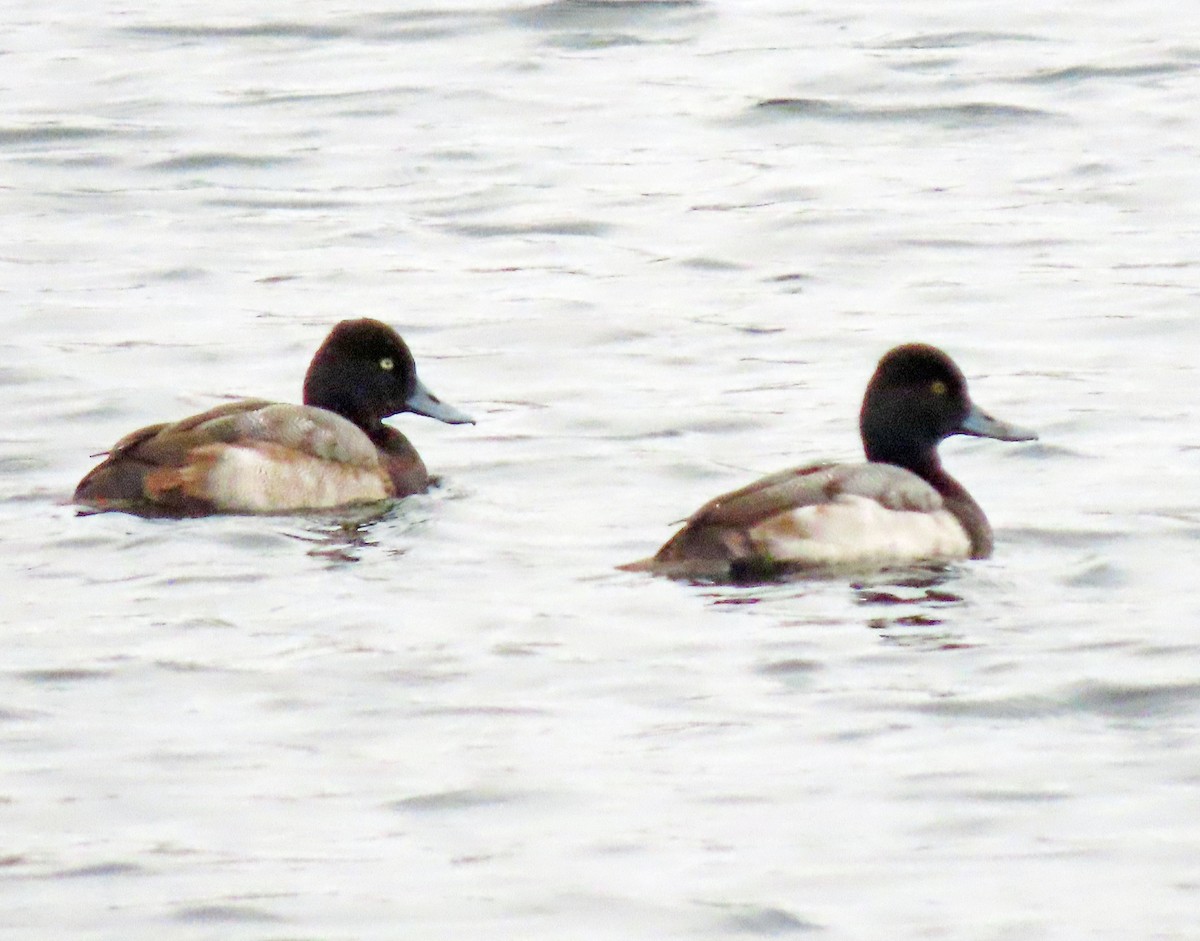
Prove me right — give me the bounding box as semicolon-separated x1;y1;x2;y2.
379;357;394;371
930;380;947;396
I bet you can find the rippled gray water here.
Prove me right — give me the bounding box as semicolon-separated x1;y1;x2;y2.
3;2;1200;938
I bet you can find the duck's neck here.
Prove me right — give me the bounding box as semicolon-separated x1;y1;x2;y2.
371;424;413;455
869;445;993;559
358;419;392;448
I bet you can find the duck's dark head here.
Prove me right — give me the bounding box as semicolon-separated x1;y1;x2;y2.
303;318;474;433
859;343;1035;474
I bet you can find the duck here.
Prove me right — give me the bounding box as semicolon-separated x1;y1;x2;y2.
74;318;474;516
621;343;1036;580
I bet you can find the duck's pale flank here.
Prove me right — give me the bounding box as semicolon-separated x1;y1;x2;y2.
622;343;1036;580
74;318;473;516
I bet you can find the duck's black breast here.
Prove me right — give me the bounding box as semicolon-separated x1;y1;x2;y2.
923;470;993;559
372;426;431;498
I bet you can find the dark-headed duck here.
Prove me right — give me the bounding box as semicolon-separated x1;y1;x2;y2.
74;318;473;516
622;343;1035;579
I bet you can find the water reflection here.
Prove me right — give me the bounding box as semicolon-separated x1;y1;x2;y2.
694;564;971;648
282;500;429;565
852;567;970;648
851;566;963;609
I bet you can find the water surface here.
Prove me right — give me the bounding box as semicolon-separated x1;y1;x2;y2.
3;1;1199;938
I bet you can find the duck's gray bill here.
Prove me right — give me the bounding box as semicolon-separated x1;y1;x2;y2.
959;403;1036;442
406;381;475;425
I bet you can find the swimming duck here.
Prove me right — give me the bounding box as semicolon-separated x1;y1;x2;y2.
622;343;1036;579
74;318;474;516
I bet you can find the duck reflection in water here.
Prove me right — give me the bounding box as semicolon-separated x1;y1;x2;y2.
701;565;971;648
852;567;972;648
283;500;433;566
